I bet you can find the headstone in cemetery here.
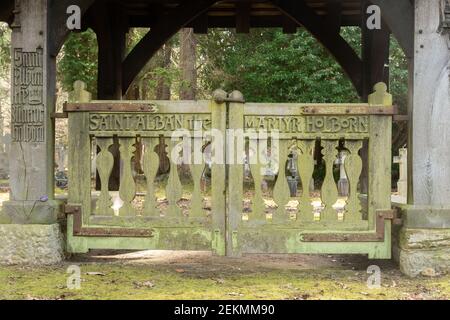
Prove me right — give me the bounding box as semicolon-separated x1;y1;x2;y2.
393;148;408;200
55;144;68;172
336;152;349;197
0;133;10;179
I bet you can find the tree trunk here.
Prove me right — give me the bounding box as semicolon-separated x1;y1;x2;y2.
179;28;197;100
156;43;172;100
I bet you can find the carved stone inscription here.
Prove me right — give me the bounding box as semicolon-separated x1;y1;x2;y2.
11;48;45;142
244;116;369;134
89;114;212;132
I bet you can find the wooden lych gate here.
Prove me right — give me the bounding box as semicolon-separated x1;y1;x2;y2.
65;82;396;259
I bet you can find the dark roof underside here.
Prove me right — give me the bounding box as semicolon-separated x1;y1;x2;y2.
112;0;364;29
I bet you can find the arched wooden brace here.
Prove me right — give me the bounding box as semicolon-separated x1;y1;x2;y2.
0;0;14;24
371;0;414;59
121;0;218;95
272;0;363;96
49;0;96;57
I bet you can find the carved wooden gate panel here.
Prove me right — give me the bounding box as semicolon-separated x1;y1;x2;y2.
226;84;395;259
65;97;227;255
65;83;395;259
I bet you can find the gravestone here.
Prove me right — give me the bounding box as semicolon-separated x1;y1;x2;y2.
393;148;407;199
0;134;11;179
336;151;349;197
55;144;68;172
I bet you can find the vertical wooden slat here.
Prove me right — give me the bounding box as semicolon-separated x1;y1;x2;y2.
95;137;115;216
190;129;205;218
320;140;339;221
118;137;137;216
272;139;290;223
166;138;183;217
297;140;315;221
211;90;227;256
142;137;159;217
249;137;266;221
227;91;245;257
344;140;363;221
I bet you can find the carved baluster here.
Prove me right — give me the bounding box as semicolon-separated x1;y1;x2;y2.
344;140;364;221
249;139;266;221
118;138;137;216
320;140;339;221
95;137;114;216
166;138;183;217
190;134;205;218
142;138;160;217
297;140;315;221
272;140;290;223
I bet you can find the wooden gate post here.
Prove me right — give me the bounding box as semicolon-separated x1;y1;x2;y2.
227;91;245;257
368;82;392;259
211;90;228;256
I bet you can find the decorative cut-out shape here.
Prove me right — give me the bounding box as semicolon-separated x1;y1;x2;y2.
190;137;206;218
272;140;291;223
166;139;183;217
297;140;315;221
249;142;266;221
320;140;339;221
95;138;114;216
142;138;160;217
118;138;137;216
344;140;364;221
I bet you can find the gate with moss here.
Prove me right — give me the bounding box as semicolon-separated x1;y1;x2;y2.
65;82;396;259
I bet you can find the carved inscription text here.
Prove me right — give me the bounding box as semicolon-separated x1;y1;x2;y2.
11;48;45;142
244;116;369;134
89;114;212;132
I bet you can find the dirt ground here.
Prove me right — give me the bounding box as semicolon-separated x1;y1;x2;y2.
1;251;449;300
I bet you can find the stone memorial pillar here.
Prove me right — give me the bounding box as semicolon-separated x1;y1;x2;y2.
0;0;63;264
398;0;450;277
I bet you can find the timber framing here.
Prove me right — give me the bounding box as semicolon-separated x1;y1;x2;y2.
65;204;154;238
2;1;414;98
301;209;398;242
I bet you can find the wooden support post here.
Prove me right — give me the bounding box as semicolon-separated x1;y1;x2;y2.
360;1;391;194
326;0;342;35
193;12;209;34
227;91;245;257
361;1;391;101
282;15;297;34
91;2;127;191
236;2;251;34
93;2;127;100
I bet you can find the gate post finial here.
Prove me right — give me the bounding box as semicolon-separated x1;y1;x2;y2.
229;90;244;102
213;89;228;104
369;82;392;106
69;80;92;103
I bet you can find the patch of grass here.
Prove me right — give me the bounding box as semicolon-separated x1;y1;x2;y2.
0;263;448;300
